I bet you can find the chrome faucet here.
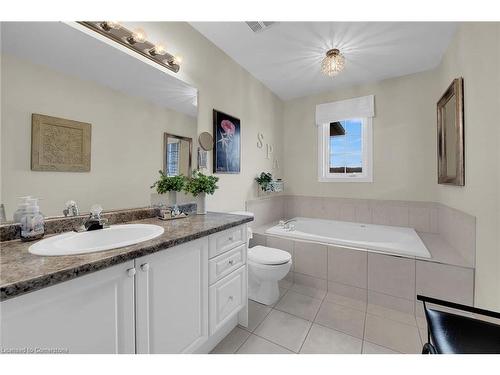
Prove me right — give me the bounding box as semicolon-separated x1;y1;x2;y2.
75;205;109;232
63;200;80;217
279;218;297;231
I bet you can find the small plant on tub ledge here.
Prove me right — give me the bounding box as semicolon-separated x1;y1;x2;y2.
184;170;219;214
255;172;284;194
151;171;186;207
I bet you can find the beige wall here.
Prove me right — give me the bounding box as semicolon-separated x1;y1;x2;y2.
1;54;197;218
282;70;437;202
434;23;500;310
122;22;284;213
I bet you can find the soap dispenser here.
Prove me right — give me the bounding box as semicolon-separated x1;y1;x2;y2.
20;197;45;241
13;196;32;223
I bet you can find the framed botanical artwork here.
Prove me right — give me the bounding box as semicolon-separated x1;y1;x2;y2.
213;110;241;173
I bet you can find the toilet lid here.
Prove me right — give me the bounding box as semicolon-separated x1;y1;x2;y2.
248;245;291;265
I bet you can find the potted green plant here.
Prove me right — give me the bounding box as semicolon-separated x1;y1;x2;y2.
184;170;219;214
151;171;186;206
255;172;274;192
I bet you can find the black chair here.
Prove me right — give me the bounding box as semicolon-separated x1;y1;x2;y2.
417;295;500;354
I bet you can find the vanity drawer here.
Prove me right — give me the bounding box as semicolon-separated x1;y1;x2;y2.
209;225;246;258
209;244;246;285
209;266;247;335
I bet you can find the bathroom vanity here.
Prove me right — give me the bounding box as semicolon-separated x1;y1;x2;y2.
0;212;252;354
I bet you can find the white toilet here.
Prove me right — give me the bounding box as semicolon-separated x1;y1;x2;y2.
230;211;293;306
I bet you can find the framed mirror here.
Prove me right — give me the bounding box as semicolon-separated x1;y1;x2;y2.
437;77;464;186
164;133;193;177
0;22;198;221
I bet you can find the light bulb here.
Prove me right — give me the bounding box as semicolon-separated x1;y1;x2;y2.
100;21;121;31
130;28;147;44
106;21;121;29
150;43;166;56
173;55;183;65
321;48;345;77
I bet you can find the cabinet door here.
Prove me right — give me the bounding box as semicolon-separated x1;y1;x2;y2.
0;261;135;354
135;237;209;353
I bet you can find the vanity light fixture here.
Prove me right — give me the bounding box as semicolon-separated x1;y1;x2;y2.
321;48;345;77
78;21;181;73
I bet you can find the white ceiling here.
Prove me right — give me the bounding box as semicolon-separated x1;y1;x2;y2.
190;22;457;100
1;22;198;117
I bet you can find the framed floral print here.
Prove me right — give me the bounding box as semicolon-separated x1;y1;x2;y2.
213;110;241;174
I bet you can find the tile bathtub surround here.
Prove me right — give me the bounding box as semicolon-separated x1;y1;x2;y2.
367;253;416;300
294;242;327;279
245;195;285;228
0;204;198;242
328;246;367;289
415;260;475;316
247;196;476;268
0;212;252;301
254;233;474;318
437;204;476;267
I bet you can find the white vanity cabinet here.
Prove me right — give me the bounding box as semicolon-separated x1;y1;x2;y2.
208;227;248;336
0;261;136;354
0;224;249;354
134;237;209;354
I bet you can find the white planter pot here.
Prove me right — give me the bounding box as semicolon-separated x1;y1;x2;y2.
196;193;206;215
168;191;177;206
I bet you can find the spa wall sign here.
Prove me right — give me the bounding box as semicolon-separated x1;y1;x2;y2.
257;132;279;169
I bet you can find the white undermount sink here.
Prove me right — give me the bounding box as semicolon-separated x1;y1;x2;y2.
29;224;165;256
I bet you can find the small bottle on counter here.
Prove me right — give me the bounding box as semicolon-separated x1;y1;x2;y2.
20;197;45;242
13;196;32;222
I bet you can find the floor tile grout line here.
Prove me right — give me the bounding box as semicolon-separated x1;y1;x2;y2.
250;331;298;354
365;310;420;328
361;310;368;353
233;330;252;354
312;319;365;341
249;304;273;333
362;338;403;354
298;292;327;353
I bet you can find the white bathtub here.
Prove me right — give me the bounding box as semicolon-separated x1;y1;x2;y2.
265;217;431;259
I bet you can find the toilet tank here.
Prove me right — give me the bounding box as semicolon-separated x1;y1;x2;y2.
229;211;254;246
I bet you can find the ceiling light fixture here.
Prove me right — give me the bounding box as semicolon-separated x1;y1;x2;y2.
321;48;345;77
78;22;181;73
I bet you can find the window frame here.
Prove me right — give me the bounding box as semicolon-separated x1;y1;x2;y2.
317;117;373;183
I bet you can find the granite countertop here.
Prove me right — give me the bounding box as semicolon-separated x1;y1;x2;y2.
0;212;253;301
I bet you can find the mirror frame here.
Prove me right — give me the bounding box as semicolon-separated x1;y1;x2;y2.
163;133;193;177
437;77;465;186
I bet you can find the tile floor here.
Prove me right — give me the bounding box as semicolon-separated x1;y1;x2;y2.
211;282;426;354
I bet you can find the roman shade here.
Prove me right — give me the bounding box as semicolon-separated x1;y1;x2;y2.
315;95;375;126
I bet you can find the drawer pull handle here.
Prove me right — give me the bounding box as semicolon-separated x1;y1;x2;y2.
228;236;234;241
126;268;136;277
140;263;150;272
228;296;234;302
228;260;234;265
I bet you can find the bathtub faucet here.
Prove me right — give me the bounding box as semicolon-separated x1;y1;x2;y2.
280;219;297;231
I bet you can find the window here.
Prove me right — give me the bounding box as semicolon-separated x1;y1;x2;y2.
318;117;372;182
166;142;180;176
